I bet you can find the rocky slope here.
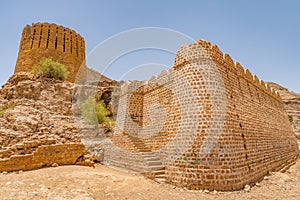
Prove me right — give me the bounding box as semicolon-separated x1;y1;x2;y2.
268;82;300;139
0;72;119;172
0;72;86;172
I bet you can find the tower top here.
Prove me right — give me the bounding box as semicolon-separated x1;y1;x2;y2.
15;22;86;83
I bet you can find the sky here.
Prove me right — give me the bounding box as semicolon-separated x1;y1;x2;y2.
0;0;299;92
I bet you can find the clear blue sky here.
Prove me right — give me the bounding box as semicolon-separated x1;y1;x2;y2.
0;0;299;92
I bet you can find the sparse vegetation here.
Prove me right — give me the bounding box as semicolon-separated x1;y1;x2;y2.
0;109;6;116
0;102;15;116
288;114;293;123
81;96;115;127
32;59;69;80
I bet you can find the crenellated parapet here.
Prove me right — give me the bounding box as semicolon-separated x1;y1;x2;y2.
174;39;281;101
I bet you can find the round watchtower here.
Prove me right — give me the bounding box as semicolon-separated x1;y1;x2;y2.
15;22;86;83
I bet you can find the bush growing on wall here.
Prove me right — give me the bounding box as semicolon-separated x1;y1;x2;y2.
288;114;293;123
32;59;69;80
0;102;15;116
81;96;115;127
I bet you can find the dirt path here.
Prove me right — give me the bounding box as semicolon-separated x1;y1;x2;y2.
0;157;300;200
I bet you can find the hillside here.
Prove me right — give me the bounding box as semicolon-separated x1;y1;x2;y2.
0;73;85;172
0;71;118;173
267;82;300;139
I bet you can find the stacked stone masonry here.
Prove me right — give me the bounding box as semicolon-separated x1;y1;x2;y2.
15;22;86;83
108;40;299;191
0;143;84;172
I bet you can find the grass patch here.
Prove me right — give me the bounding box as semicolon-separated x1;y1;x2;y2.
0;102;15;116
81;96;115;127
288;114;293;123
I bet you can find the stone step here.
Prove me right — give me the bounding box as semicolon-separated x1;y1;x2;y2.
155;174;166;179
148;165;165;171
107;159;130;170
152;170;165;175
106;159;145;173
143;157;160;162
140;152;156;155
147;161;162;166
154;178;165;183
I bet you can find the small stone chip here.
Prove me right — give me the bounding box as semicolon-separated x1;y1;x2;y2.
244;184;251;192
51;163;59;167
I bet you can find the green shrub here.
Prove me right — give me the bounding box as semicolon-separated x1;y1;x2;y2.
32;59;69;80
0;102;15;116
81;96;115;127
0;109;6;116
81;96;97;124
103;117;116;127
288;114;293;123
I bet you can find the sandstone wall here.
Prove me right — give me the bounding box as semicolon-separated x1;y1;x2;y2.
15;22;86;83
0;143;84;172
115;81;145;136
109;40;299;191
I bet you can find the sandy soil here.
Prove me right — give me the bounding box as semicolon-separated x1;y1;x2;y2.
0;156;300;200
1;141;299;200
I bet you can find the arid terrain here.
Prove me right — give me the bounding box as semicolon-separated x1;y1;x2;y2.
268;82;300;139
0;141;299;200
1;25;300;199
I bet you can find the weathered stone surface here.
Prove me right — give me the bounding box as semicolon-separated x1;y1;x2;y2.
0;73;85;172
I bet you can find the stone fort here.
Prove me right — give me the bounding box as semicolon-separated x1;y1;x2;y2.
11;23;300;191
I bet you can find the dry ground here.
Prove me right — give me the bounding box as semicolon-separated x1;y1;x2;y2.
1;140;300;200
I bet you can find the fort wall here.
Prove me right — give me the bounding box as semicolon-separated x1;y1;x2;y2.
0;143;84;172
109;40;299;191
15;22;86;83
